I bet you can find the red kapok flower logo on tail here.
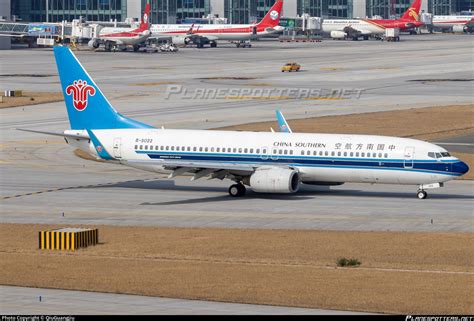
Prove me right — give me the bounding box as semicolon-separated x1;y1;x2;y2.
66;80;96;111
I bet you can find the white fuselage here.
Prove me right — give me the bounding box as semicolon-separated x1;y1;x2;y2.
70;129;462;186
98;27;150;45
150;23;278;41
322;20;384;35
432;15;473;29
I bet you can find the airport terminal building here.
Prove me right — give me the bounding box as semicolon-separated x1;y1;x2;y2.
9;0;474;24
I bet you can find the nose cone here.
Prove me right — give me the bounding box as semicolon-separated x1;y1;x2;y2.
453;161;469;175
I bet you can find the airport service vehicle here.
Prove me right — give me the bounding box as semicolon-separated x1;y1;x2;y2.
88;4;150;52
383;28;400;41
149;0;284;48
323;0;423;40
431;15;474;33
21;46;469;199
281;62;301;72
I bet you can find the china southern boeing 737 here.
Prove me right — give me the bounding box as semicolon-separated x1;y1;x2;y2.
20;46;469;199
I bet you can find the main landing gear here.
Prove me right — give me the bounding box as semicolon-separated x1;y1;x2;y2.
417;190;428;199
228;183;246;197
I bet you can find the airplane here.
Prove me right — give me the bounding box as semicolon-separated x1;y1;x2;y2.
149;0;284;48
430;15;474;33
323;0;424;40
88;3;151;52
19;46;469;200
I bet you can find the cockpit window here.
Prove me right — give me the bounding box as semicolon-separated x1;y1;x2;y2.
428;152;450;159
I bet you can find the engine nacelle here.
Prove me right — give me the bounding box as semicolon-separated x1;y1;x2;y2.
171;36;188;46
330;31;347;39
452;25;466;33
88;39;100;48
249;167;300;193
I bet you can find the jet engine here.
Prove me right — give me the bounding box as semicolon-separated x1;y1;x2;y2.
452;25;466;33
171;36;188;46
330;30;347;39
249;167;300;193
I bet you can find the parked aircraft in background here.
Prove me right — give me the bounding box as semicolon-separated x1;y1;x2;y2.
323;0;423;40
149;0;284;48
20;46;469;199
88;3;150;51
431;15;474;33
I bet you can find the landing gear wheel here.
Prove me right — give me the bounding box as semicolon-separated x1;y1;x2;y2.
210;42;217;48
417;190;427;199
229;184;246;197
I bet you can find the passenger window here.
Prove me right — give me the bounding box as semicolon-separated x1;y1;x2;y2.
193;147;197;151
338;152;341;157
176;146;180;151
301;150;305;155
250;148;254;153
325;151;329;156
216;148;220;152
161;146;164;150
344;152;347;157
313;151;317;156
210;147;214;152
278;149;283;155
378;153;382;158
361;152;365;157
171;146;174;151
166;146;169;151
256;149;260;154
373;153;377;158
239;148;242;153
349;152;353;157
199;147;203;152
284;150;288;155
205;147;208;152
355;152;359;157
331;151;335;156
182;146;185;151
134;145;138;149
233;148;237;153
244;148;248;153
290;150;293;155
384;153;388;158
144;145;148;150
187;147;191;151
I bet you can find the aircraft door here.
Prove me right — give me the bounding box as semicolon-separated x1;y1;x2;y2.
113;137;122;158
252;26;257;35
403;146;414;168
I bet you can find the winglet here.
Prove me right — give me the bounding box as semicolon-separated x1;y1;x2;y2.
276;110;292;133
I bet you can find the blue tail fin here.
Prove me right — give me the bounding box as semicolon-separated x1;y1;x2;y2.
53;46;153;130
276;110;292;133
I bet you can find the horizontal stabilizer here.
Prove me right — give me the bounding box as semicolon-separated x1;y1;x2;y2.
16;128;90;140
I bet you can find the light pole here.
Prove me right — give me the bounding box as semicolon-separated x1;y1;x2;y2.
46;0;49;22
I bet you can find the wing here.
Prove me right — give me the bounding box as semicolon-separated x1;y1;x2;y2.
125;158;256;180
125;159;296;182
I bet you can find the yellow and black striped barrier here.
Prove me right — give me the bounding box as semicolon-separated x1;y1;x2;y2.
39;228;98;251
